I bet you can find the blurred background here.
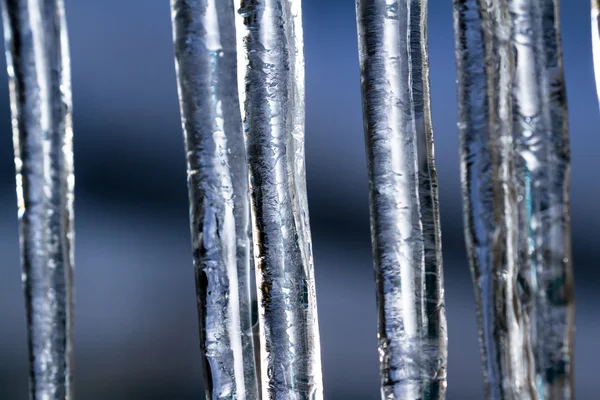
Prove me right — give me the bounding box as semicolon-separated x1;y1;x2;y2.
0;1;596;399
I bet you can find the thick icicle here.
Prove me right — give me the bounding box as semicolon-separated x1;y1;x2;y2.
509;0;574;398
453;1;538;398
593;0;600;107
1;0;74;398
233;1;323;398
355;1;447;399
171;1;259;399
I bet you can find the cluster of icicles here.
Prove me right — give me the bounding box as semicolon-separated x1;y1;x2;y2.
4;0;596;399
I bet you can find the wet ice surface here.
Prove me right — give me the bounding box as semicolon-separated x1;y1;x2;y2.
355;1;447;399
1;0;74;399
171;1;259;399
234;0;323;399
454;0;574;399
510;0;574;398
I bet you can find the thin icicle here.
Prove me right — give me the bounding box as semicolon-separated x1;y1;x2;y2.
592;0;600;105
453;1;537;399
1;0;74;398
233;1;323;399
171;1;259;399
509;0;574;398
355;1;447;399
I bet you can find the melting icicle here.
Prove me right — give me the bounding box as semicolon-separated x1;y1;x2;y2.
171;1;259;399
510;0;574;398
233;0;323;398
355;1;447;399
453;1;538;398
593;0;600;107
1;0;74;398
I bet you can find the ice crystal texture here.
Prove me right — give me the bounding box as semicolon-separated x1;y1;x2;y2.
453;0;574;398
234;0;323;398
1;0;74;398
171;1;259;398
509;0;574;398
355;1;447;399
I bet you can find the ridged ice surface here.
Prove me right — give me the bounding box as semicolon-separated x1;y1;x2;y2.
454;0;574;399
171;1;259;399
453;1;536;398
1;0;74;398
510;0;574;398
233;1;323;399
355;1;447;399
593;0;600;106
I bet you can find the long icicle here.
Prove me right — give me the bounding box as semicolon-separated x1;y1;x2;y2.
509;0;574;398
355;1;447;399
233;0;323;398
592;0;600;106
171;1;259;399
453;1;538;398
538;1;575;395
1;0;74;398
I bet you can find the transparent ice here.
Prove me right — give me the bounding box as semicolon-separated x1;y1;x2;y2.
454;0;574;399
234;0;323;398
171;1;259;398
454;0;535;398
355;1;447;399
1;0;74;399
510;0;574;398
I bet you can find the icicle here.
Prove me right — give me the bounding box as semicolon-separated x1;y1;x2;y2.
233;0;323;398
355;1;447;399
171;1;259;399
453;1;538;398
509;0;574;398
0;0;74;398
593;0;600;106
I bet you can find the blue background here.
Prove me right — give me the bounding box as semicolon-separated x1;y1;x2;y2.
0;1;596;398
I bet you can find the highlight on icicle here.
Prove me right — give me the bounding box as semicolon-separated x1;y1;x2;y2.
592;0;600;107
355;0;447;399
1;0;75;398
233;0;324;398
171;0;259;399
509;0;574;398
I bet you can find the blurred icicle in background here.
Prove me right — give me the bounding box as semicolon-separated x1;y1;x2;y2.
453;0;537;398
592;0;600;106
509;0;574;398
454;0;574;398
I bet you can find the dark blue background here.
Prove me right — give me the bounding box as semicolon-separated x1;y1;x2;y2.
0;1;595;398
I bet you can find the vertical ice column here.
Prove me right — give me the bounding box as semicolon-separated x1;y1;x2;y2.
453;1;537;398
233;0;323;399
355;1;447;399
509;0;574;398
171;1;259;399
592;0;600;106
1;0;74;398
